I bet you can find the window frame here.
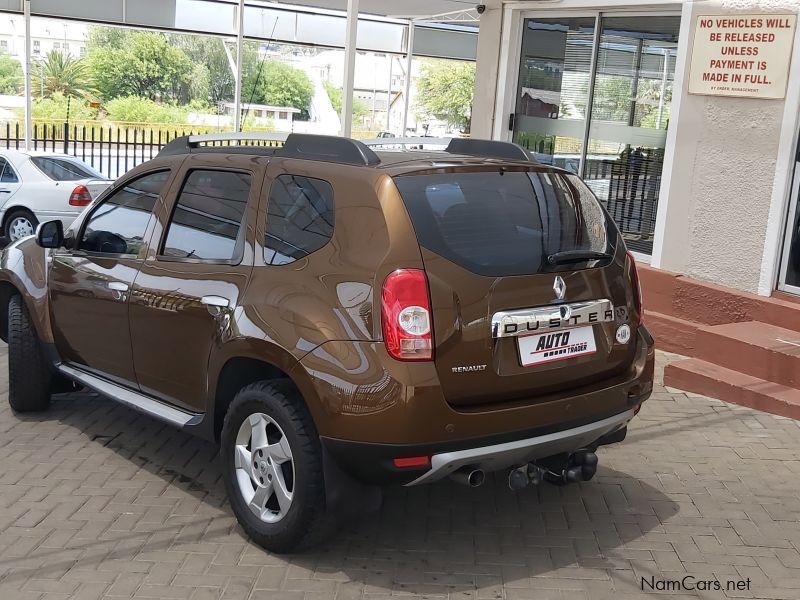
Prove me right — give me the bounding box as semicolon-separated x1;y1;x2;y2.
0;157;20;184
263;173;336;266
157;167;254;266
74;169;171;259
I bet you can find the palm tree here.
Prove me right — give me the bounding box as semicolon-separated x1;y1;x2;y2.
31;50;95;100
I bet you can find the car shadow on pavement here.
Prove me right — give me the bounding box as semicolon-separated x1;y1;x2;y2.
5;391;680;595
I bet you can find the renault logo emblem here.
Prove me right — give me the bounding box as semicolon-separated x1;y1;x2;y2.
553;276;566;301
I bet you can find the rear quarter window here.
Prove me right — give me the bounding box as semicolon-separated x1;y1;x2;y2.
264;174;334;265
393;170;614;277
31;157;103;181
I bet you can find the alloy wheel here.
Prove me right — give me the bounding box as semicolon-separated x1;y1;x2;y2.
234;413;295;523
8;216;35;242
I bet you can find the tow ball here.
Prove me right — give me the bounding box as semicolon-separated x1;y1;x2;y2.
508;450;599;491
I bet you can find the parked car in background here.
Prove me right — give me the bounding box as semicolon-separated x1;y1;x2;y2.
0;150;112;242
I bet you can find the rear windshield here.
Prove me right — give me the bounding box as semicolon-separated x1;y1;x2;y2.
394;170;614;277
31;157;103;181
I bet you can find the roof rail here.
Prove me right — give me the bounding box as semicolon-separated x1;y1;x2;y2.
445;138;533;162
158;132;289;157
275;134;380;166
361;137;452;147
363;136;535;162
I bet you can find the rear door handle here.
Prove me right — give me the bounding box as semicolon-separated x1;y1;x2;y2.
201;295;229;308
201;295;230;318
107;281;129;301
107;282;129;292
0;189;11;194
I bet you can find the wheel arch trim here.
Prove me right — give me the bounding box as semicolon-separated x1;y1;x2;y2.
207;340;324;443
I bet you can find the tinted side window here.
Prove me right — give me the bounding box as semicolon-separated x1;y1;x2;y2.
162;170;251;262
80;171;170;255
32;157;101;181
0;158;18;183
265;175;334;265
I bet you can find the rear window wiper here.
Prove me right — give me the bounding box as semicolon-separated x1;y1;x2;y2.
547;250;613;265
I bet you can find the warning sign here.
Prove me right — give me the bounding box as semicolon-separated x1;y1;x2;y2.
688;14;796;99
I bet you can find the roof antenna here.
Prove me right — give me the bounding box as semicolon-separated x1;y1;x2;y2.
240;17;280;132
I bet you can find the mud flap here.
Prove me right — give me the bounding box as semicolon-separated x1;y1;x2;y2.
322;443;383;517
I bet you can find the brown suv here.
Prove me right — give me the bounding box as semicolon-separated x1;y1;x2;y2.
0;134;654;552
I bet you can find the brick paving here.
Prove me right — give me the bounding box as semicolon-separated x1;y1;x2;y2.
1;348;800;599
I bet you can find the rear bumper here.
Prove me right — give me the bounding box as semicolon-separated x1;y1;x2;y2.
406;408;633;485
34;210;79;229
321;407;637;486
306;325;655;485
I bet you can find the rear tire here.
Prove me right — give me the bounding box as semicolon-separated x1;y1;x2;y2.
220;379;331;553
8;295;52;412
4;209;39;243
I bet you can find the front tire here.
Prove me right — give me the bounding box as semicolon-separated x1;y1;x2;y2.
220;380;330;553
8;295;52;412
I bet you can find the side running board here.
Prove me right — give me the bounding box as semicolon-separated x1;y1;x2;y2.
58;364;203;429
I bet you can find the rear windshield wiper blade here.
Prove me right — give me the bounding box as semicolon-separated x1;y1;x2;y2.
547;250;613;265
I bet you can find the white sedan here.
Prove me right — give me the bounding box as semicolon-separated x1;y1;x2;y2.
0;150;113;242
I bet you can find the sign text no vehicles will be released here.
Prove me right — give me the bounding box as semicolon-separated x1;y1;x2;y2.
689;14;797;99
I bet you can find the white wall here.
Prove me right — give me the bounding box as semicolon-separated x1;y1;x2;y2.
471;6;503;138
652;0;800;295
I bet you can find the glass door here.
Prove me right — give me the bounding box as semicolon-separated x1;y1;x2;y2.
512;13;681;254
513;16;596;174
778;152;800;293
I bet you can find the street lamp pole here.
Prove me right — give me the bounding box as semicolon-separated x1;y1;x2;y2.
234;0;244;132
23;0;32;150
340;0;359;137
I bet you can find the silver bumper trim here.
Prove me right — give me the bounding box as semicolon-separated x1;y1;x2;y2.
406;409;634;486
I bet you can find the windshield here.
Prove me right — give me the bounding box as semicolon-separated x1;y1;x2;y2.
30;156;105;182
394;170;615;277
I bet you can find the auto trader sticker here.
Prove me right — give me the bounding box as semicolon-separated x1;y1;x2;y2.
518;326;597;367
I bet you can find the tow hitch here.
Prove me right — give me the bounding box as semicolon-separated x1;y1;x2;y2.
507;450;599;491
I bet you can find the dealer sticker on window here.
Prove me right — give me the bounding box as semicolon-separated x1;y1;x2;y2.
517;326;597;367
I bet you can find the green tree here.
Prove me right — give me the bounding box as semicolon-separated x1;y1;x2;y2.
86;30;193;102
0;52;23;95
31;50;95;100
323;81;369;120
171;35;258;107
415;60;475;133
244;60;313;119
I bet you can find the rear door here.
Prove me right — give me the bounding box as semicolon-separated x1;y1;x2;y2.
129;159;260;412
0;157;21;202
393;168;637;408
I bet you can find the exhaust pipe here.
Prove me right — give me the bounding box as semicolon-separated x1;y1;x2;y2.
450;467;485;488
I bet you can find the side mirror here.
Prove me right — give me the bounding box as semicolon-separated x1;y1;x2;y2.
36;220;64;249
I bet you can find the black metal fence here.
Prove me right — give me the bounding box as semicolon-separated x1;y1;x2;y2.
1;121;206;180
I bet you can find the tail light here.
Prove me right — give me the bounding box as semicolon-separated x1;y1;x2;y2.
381;269;434;361
69;185;92;207
626;251;643;325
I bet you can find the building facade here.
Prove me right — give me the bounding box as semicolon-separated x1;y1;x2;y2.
472;0;800;299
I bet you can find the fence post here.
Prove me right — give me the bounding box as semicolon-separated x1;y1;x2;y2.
63;122;69;154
